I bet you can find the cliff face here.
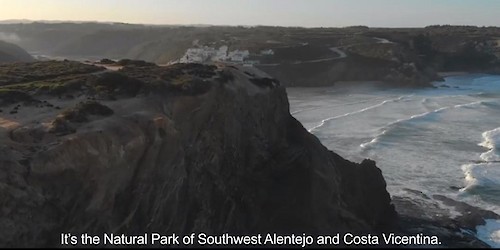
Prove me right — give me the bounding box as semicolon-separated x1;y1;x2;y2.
0;63;395;247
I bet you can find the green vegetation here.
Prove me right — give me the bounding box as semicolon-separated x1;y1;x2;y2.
157;63;217;79
0;61;104;86
88;72;144;97
1;75;90;96
116;59;156;67
0;89;38;106
119;63;218;95
272;45;334;62
58;101;114;123
0;61;222;101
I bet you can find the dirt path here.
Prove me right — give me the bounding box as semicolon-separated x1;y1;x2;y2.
257;46;348;67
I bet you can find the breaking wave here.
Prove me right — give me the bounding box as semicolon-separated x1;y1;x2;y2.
308;95;410;132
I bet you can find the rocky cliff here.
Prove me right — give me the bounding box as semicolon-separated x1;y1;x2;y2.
0;62;396;247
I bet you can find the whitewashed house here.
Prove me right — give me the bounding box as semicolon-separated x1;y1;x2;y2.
179;46;252;64
213;46;228;61
180;46;218;63
260;49;274;55
228;50;250;62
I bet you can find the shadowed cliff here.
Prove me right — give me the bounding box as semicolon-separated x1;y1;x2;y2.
0;62;396;247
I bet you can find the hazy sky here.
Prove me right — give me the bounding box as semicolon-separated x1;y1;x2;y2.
1;0;499;27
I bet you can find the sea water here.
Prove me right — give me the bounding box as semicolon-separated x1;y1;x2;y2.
287;74;500;247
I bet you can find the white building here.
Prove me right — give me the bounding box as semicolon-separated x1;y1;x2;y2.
260;49;274;55
179;46;214;63
179;48;204;63
228;50;250;62
213;46;228;61
179;46;250;64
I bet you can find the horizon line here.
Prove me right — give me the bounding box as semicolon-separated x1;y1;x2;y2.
0;19;498;29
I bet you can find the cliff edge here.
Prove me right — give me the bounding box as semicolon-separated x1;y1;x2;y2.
0;62;395;247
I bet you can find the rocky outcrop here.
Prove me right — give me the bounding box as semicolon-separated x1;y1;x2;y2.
393;189;499;248
0;63;396;247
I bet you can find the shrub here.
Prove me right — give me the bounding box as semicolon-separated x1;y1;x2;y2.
0;89;37;105
116;59;156;67
89;72;144;97
99;58;116;64
59;101;114;123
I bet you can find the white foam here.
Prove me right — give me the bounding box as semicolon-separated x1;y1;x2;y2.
479;127;500;162
291;96;386;115
462;164;479;188
360;100;488;150
287;74;500;238
461;163;500;193
476;219;500;248
454;101;484;108
308;95;409;132
360;106;448;149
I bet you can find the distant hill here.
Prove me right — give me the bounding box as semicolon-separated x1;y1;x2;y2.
0;22;498;86
0;40;34;63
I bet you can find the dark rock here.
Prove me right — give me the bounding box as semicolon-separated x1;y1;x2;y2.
250;77;280;89
393;192;499;248
403;188;431;199
49;117;76;135
116;59;156;67
216;69;235;83
244;71;256;77
0;66;396;247
99;58;116;65
433;195;500;229
57;101;114;123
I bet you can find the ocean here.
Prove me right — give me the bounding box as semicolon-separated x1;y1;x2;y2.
287;74;500;247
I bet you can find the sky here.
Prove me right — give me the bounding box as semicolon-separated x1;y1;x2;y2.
0;0;499;27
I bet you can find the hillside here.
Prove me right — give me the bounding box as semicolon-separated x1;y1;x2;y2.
1;23;499;86
0;40;34;63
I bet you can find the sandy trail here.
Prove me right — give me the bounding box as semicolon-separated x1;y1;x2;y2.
257;46;348;67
